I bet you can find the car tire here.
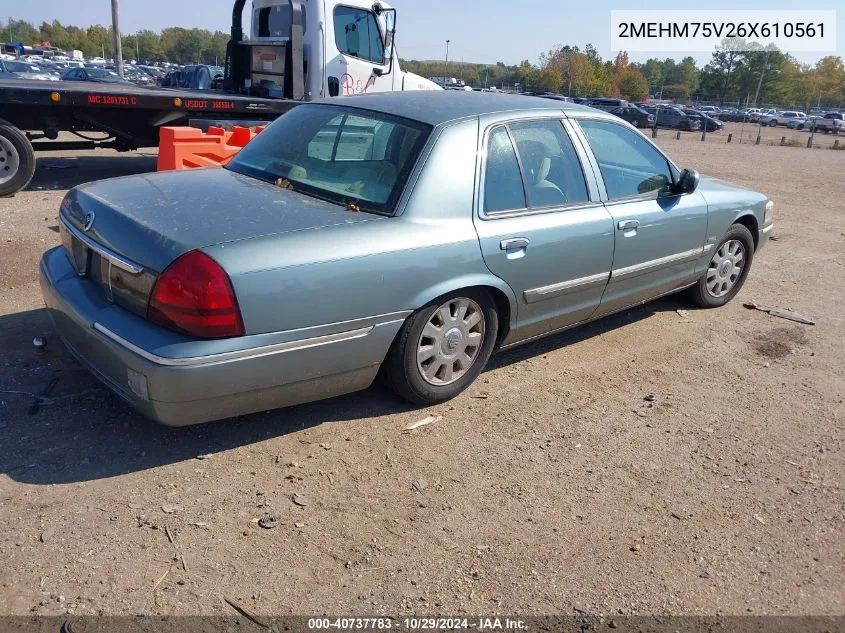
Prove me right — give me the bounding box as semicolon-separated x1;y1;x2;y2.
769;120;777;127
797;124;804;130
687;224;755;309
0;119;36;197
385;289;498;406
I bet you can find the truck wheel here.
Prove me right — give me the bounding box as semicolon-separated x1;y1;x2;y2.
0;120;36;197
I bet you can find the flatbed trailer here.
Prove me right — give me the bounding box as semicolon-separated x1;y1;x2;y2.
0;78;297;195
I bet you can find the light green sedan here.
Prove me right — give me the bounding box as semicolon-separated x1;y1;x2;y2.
40;92;773;425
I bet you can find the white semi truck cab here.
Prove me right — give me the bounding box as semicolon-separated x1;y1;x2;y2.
224;0;439;100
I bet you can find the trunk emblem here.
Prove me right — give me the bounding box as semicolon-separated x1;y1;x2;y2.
83;212;95;232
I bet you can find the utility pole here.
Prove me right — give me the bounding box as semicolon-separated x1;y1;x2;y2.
444;39;450;85
751;48;772;108
111;0;124;76
135;32;140;62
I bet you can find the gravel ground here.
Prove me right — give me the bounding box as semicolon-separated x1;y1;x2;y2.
0;138;842;618
655;121;844;149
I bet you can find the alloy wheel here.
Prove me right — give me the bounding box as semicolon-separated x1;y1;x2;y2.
416;297;485;386
706;239;746;298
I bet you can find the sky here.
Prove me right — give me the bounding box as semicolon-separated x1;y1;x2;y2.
6;0;843;67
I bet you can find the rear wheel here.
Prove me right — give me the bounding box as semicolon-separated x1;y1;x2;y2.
769;120;777;127
0;120;35;197
386;290;498;405
687;224;755;308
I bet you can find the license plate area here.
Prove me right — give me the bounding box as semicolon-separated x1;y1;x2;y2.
61;224;90;276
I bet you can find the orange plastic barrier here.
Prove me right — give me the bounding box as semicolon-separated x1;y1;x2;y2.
157;125;265;171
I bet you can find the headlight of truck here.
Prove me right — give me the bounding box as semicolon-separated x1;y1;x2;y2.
764;200;774;225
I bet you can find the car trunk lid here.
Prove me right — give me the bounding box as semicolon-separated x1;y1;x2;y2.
59;168;380;316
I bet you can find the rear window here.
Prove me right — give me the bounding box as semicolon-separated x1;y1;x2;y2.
256;4;306;37
5;61;30;72
227;104;430;215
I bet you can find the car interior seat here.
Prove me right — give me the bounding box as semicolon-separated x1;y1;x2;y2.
516;139;567;206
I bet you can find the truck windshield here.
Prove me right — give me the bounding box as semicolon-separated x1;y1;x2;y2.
227;105;431;215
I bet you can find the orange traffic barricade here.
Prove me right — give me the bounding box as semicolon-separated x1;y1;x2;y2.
157;125;265;171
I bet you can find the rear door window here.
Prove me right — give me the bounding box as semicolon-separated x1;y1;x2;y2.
483;127;526;213
508;120;589;208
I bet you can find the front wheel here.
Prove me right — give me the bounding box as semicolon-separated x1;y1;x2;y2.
769;120;777;127
385;290;498;405
687;224;755;308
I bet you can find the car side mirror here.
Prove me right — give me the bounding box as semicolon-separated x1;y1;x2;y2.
674;168;699;195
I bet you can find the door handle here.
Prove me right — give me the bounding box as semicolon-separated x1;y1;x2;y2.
617;220;640;231
500;238;530;251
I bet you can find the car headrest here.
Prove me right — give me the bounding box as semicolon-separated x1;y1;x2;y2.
517;139;551;185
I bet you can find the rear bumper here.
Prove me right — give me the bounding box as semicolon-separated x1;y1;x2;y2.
39;247;405;426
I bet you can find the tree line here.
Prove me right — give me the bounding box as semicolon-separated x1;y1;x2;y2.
406;41;844;108
4;18;844;107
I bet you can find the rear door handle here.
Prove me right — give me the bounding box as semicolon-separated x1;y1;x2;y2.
617;220;640;231
500;238;530;251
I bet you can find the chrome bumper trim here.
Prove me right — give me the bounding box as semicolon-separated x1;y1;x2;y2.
93;323;374;367
761;223;774;235
612;247;703;280
524;272;610;304
60;214;144;274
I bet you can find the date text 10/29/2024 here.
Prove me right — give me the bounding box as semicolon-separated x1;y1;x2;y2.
307;618;528;631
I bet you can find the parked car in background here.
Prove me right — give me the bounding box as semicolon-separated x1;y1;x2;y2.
60;66;133;84
536;94;573;102
716;108;743;122
742;108;763;121
758;108;777;119
810;112;844;134
39;92;773;426
587;97;628;109
604;104;654;128
642;105;702;131
697;105;720;114
681;108;724;132
0;59;54;80
762;111;807;128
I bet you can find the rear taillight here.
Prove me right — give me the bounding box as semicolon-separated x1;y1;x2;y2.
147;250;244;338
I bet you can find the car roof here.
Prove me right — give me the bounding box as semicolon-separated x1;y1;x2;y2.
318;91;594;126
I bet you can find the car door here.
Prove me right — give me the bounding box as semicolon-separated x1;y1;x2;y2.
473;116;615;342
325;4;393;96
572;117;708;318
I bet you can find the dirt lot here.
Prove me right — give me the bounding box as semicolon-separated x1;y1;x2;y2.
656;120;844;149
0;138;842;618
